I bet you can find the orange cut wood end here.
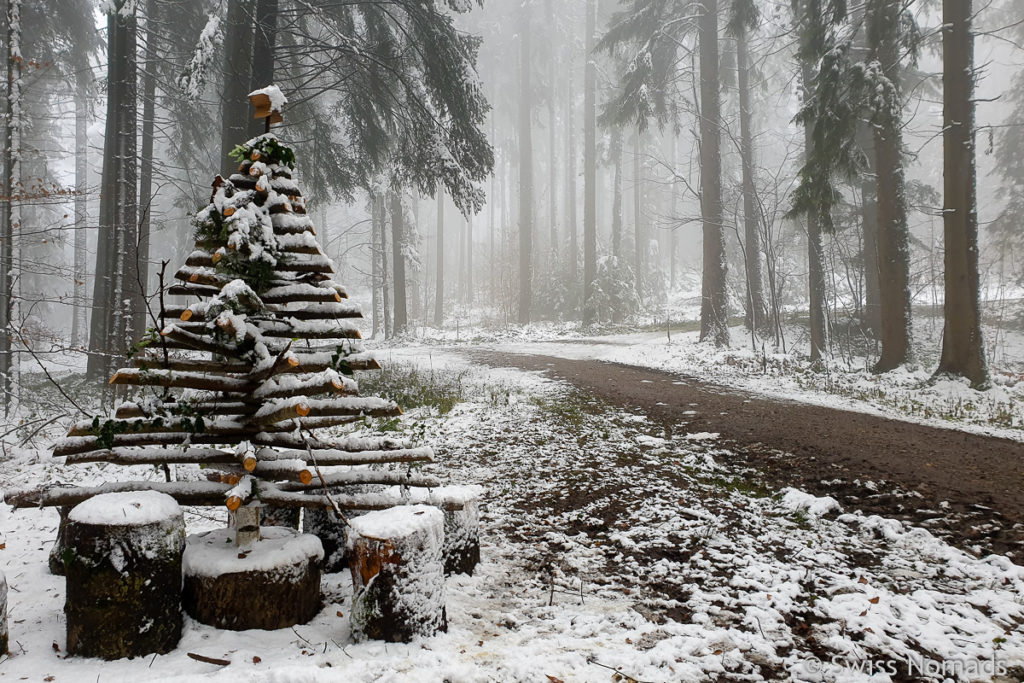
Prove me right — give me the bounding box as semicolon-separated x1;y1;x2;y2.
212;252;222;265
180;310;193;322
333;293;342;303
296;402;311;417
109;371;124;385
249;166;261;177
226;496;242;512
225;474;241;486
299;470;313;485
251;150;261;161
369;358;382;370
331;378;345;391
287;356;300;367
223;206;236;217
243;456;257;472
189;273;200;282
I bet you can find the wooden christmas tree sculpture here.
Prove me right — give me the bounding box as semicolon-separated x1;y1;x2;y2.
10;87;444;542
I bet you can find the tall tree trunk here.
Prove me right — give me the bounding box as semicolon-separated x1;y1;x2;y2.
88;4;138;380
565;53;578;284
0;0;20;412
434;188;444;328
248;0;277;137
868;0;913;372
582;0;597;324
221;0;253;175
801;61;828;363
857;120;881;335
466;214;473;305
137;0;158;339
633;127;644;299
737;27;765;332
698;0;729;346
391;192;407;335
517;1;533;325
72;74;89;348
546;0;558;262
611;126;623;258
936;0;987;387
371;195;381;337
380;195;391;339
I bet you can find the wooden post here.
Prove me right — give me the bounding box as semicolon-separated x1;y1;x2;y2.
233;505;261;546
434;488;481;576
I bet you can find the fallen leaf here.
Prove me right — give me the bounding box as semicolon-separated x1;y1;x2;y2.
336;611;343;617
625;638;632;644
859;610;868;617
252;656;261;664
713;649;724;655
545;676;565;683
869;597;880;605
51;642;60;652
858;576;867;584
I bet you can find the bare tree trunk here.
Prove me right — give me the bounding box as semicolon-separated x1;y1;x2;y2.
371;195;381;337
633;127;644;300
434;189;444;328
698;0;728;346
380;195;391;339
72;74;89;347
582;0;597;324
936;0;987;387
857;120;881;336
611;126;623;258
391;192;407;335
517;1;533;325
868;0;913;372
117;6;140;356
0;0;19;412
565;53;578;284
248;0;277;137
801;61;828;363
137;0;158;339
737;27;765;332
221;0;253;175
466;214;473;305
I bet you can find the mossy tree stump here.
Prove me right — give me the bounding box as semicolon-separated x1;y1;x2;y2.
434;487;481;576
183;525;323;630
303;504;350;573
1;570;8;655
348;505;447;643
64;492;185;659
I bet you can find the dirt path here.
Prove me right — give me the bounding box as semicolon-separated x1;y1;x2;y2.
465;350;1024;561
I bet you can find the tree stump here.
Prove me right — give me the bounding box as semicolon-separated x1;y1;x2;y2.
183;525;323;630
1;570;8;656
433;487;481;576
64;491;185;659
303;505;351;573
348;505;447;643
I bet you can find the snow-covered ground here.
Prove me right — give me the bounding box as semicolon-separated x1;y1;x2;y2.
1;350;1023;682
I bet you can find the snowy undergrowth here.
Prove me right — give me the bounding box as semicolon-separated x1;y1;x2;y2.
1;357;1023;681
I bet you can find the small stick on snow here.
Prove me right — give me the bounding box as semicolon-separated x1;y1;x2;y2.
187;652;231;666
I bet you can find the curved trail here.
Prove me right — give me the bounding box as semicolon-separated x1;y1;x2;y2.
464;349;1024;560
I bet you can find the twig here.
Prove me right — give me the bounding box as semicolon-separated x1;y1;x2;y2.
586;657;654;683
187;652;231;666
298;423;348;525
17;414;63;448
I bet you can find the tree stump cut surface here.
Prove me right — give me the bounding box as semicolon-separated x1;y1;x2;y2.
348;505;447;643
183;526;323;630
64;491;185;659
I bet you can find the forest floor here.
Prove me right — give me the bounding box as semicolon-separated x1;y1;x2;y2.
1;331;1023;681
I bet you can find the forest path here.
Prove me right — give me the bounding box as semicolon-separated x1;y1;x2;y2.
460;349;1024;561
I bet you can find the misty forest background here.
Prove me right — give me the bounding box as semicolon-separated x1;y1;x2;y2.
0;0;1022;415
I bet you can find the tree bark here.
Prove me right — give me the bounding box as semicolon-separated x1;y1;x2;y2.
220;0;253;175
136;0;158;339
868;0;913;372
72;72;89;348
248;0;277;137
857;119;881;335
611;126;623;258
936;0;987;387
434;188;444;327
371;195;381;337
698;0;729;346
737;27;766;332
0;0;20;412
582;0;597;324
634;127;644;298
518;1;533;325
391;192;407;335
801;61;828;363
380;194;391;339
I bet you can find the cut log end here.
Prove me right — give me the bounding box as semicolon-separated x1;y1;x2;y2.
296;402;311;417
299;470;313;486
226;496;242;512
243;456;257;472
180;310;193;322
